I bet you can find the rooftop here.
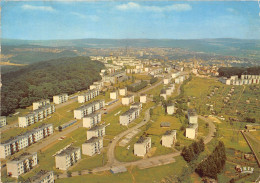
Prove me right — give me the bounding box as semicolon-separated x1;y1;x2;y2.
188;109;197;116
56;146;80;156
85;137;102;143
121;108;139;116
187;123;198;129
88;125;105;131
136;136;150;144
9;152;36;163
75;100;104;110
164;130;176;136
33;99;50;103
123;94;134;98
29;170;53;182
84;112;101;118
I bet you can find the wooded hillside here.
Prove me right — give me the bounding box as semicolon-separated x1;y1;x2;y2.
1;56;104;116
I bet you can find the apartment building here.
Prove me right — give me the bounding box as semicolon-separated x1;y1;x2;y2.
186;123;198;139
119;87;127;96
162;130;176;148
53;93;68;104
87;125;106;140
188;109;198;124
55;146;81;170
28;170;54;183
130;102;142;111
7;152;38;178
0;124;53;159
0;116;7;127
119;108;140;126
78;89;100;103
122;95;135;105
102;71;127;84
110;91;118;100
165;88;172;96
83;112;101;128
140;94;147;103
134;137;151;157
74;100;105;119
33;99;50;110
82;137;103;156
167;104;175;115
19;104;55;128
160;90;167;100
163;78;171;85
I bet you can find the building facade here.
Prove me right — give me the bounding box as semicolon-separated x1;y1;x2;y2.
87;125;106;140
0;116;7;127
167;104;175;115
134;137;151;157
0;124;53;159
19;104;55;128
29;170;54;183
33;99;50;110
185;123;198;139
74;100;105;119
140;94;147;103
7;152;38;178
122;95;135;105
55;146;81;170
119;108;140;126
83;112;101;128
53;93;68;104
188;109;198;124
82;137;103;156
78;89;99;103
110;91;118;100
162;130;176;148
119;87;127;96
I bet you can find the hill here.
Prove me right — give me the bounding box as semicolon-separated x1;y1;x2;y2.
1;56;105;116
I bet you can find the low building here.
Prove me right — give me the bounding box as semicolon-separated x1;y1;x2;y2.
165;88;172;96
163;78;171;85
74;100;105;119
122;95;135;105
53;93;68;104
160;90;167;100
119;108;140;126
188;109;198;124
140;94;147;103
119;87;127;96
7;152;38;178
134;137;151;157
167;104;175;115
0;116;7;127
55;146;81;170
83;112;101;128
87;125;106;140
78;89;99;103
160;122;170;128
130;102;142;111
55;120;77;131
82;137;103;156
110;91;118;100
162;130;176;148
19;104;55;128
28;170;54;183
33;99;50;110
0;124;53;159
185;123;198;139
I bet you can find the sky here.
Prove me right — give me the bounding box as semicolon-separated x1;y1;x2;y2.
1;1;260;40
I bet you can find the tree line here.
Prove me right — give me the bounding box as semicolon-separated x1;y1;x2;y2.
1;56;104;116
218;66;260;78
195;141;226;180
181;139;205;162
127;81;148;92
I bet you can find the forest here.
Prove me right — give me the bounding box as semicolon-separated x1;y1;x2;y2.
1;56;104;116
218;66;260;78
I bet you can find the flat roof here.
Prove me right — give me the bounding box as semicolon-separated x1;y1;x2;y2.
54;93;68;97
136;136;150;144
85;137;102;143
121;108;139;116
56;146;80;156
123;94;134;98
188;109;197;116
164;130;176;136
80;89;99;96
33;104;55;113
33;99;50;103
75;100;104;110
88;125;105;131
187;123;198;129
9;152;36;163
29;170;53;182
84;112;101;118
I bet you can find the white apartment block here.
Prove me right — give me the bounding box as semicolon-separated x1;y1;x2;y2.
0;124;53;159
220;75;260;85
82;137;103;156
162;130;176;148
166;88;172;96
33;99;50;110
140;94;147;103
172;72;180;79
130;102;142;111
122;95;135;105
188;109;198;124
74;100;105;119
134;137;151;157
55;146;81;170
7;152;38;178
87;125;106;140
167;104;175;115
160;92;167;100
119;108;140;126
110;91;118;99
163;78;171;85
119;87;127;96
83;112;101;128
19;104;55;128
53;93;68;104
0;116;7;127
29;170;54;183
186;123;198;139
78;89;100;103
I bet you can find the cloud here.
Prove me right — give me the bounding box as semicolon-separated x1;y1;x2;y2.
116;2;192;12
70;12;99;21
22;4;55;12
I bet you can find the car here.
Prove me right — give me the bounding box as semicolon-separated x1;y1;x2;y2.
104;112;108;114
